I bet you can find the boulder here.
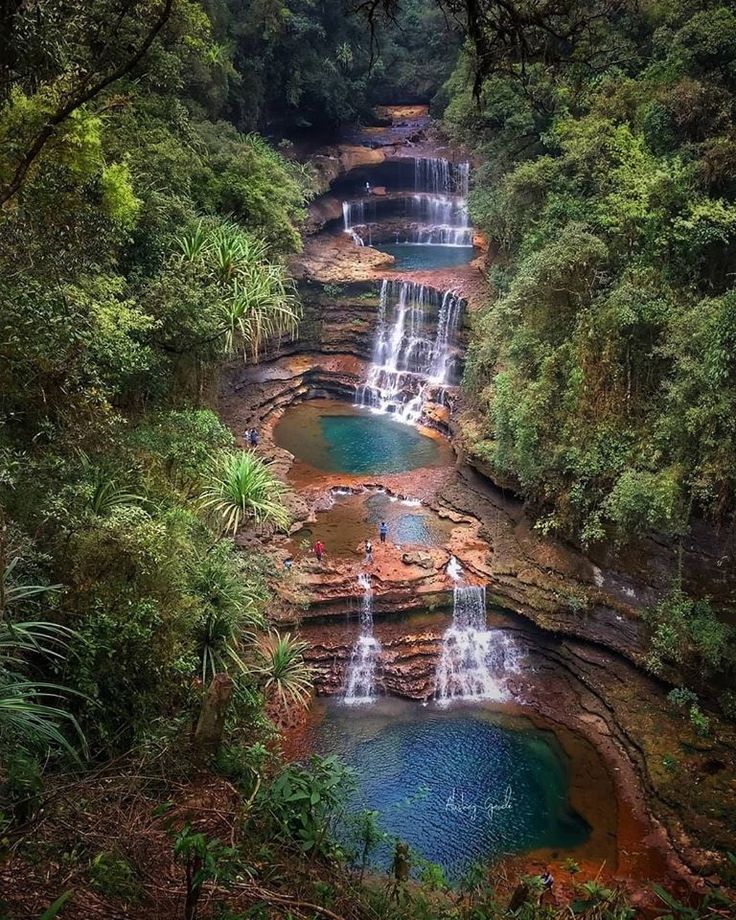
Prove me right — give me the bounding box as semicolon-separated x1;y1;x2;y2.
401;551;434;570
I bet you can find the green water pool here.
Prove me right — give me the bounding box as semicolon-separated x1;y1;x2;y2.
378;243;476;270
274;401;450;474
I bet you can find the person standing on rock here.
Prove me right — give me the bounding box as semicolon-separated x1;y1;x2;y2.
249;428;259;448
365;540;373;564
314;540;325;563
379;521;388;544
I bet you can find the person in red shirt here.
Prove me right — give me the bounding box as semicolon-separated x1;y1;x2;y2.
314;540;325;563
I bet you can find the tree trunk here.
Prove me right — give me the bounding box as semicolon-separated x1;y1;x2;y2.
193;673;233;755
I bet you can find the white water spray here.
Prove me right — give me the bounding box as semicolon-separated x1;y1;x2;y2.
344;574;382;704
435;584;521;704
341;157;473;247
358;280;464;423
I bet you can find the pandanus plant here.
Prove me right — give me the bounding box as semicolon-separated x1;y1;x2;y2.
222;267;299;360
190;547;265;685
200;451;290;536
1;558;85;758
175;221;300;360
254;631;312;707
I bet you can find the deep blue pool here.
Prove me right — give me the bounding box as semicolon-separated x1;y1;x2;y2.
310;699;590;879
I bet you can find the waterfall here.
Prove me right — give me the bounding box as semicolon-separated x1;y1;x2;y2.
435;585;521;704
410;159;472;245
415;156;451;194
404;193;472;247
344;574;382;704
343;200;367;231
456;161;470;197
414;158;470;197
358;279;464;423
340;157;473;247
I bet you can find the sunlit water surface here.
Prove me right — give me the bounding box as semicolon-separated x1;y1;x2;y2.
378;242;476;270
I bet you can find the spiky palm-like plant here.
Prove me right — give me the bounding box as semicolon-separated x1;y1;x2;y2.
255;631;312;707
200;452;290;536
173;221;300;360
176;221;210;263
210;225;268;282
222;265;299;360
190;547;265;684
1;560;85;757
89;478;146;517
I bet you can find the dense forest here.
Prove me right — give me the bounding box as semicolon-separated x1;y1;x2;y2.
1;1;735;918
452;2;736;547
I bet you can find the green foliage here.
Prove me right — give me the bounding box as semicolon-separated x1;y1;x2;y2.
200;452;290;535
0;562;85;759
644;588;736;692
36;891;73;920
254;631;312;707
652;880;735;919
0;0;309;768
214;0;460;131
173;825;238;920
452;2;736;545
0;750;43;827
667;686;712;738
259;755;353;857
89;850;143;902
344;808;386;881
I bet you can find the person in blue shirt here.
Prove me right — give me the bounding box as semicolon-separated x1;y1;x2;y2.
379;521;388;543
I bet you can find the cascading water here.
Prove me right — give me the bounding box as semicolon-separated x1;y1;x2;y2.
341;156;473;247
410;159;471;245
344;574;382;704
343;200;366;231
414;157;469;197
358;279;464;423
435;585;521;704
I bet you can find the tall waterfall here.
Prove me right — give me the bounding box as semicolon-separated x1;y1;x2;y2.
410;158;471;245
435;585;521;704
358;279;463;423
344;574;381;704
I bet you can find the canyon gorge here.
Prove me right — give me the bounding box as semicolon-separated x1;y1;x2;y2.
219;106;736;897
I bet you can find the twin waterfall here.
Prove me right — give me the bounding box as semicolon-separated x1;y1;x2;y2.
344;574;382;704
343;575;521;705
358;279;463;423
